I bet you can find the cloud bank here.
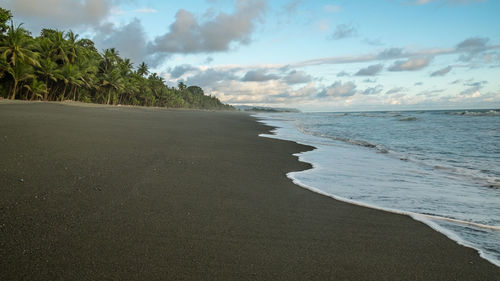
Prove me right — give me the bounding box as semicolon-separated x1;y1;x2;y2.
3;0;114;29
148;0;266;54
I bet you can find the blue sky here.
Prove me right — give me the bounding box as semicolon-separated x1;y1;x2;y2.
4;0;500;111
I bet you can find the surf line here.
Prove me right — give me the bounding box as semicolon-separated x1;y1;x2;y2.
285;168;500;232
412;213;500;231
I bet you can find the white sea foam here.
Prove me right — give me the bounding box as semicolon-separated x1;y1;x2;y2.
254;112;500;267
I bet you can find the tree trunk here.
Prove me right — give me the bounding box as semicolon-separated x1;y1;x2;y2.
107;89;111;105
61;83;68;101
44;77;49;101
10;80;18;100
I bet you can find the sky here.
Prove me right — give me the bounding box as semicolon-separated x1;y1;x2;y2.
2;0;500;111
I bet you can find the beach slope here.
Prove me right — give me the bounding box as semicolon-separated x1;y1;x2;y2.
1;102;499;280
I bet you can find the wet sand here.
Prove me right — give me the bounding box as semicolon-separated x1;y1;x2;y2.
1;101;499;280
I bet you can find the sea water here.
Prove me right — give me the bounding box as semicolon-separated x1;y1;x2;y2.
255;109;500;266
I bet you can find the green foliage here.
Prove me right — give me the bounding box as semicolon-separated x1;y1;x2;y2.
0;7;233;110
0;7;12;34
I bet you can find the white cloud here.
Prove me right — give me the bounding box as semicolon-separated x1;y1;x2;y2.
388;57;433;71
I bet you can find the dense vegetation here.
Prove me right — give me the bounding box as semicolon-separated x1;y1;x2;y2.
0;7;233;110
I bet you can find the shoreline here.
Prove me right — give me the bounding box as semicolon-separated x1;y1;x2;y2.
1;102;499;280
255;114;500;268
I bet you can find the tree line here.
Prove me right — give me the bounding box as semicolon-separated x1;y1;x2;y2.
0;7;233;110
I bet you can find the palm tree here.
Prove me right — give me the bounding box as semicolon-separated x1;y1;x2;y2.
35;58;59;100
65;30;80;64
137;62;149;77
6;63;34;99
60;63;83;100
0;22;39;99
24;78;47;101
177;81;186;91
98;68;123;104
41;29;68;65
0;22;39;67
0;7;12;34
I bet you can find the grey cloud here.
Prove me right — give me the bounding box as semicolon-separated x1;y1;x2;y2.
360;85;383;95
464;80;487;87
460;86;482;95
170;64;198;79
414;82;424;86
331;24;357;40
337;71;350;77
283;70;312;84
388;57;433;71
149;0;266;54
457;37;490;61
386;87;406;94
430;65;452;77
93;18;148;64
450;79;462;84
241;70;279;82
185;68;238;87
363;78;377;83
4;0;114;31
377;48;405;59
318;81;357;98
457;37;489;50
355;64;383;76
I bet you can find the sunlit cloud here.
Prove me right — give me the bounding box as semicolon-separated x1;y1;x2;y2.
388;57;433;71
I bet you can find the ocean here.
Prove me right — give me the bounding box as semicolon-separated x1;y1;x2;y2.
255;109;500;267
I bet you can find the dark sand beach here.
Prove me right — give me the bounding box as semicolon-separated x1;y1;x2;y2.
1;102;499;280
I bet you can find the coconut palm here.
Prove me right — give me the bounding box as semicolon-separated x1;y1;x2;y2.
177;81;186;91
0;7;12;34
41;29;68;65
137;62;149;77
35;58;59;100
6;63;34;99
0;22;39;67
23;78;47;100
65;30;80;64
59;63;83;100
